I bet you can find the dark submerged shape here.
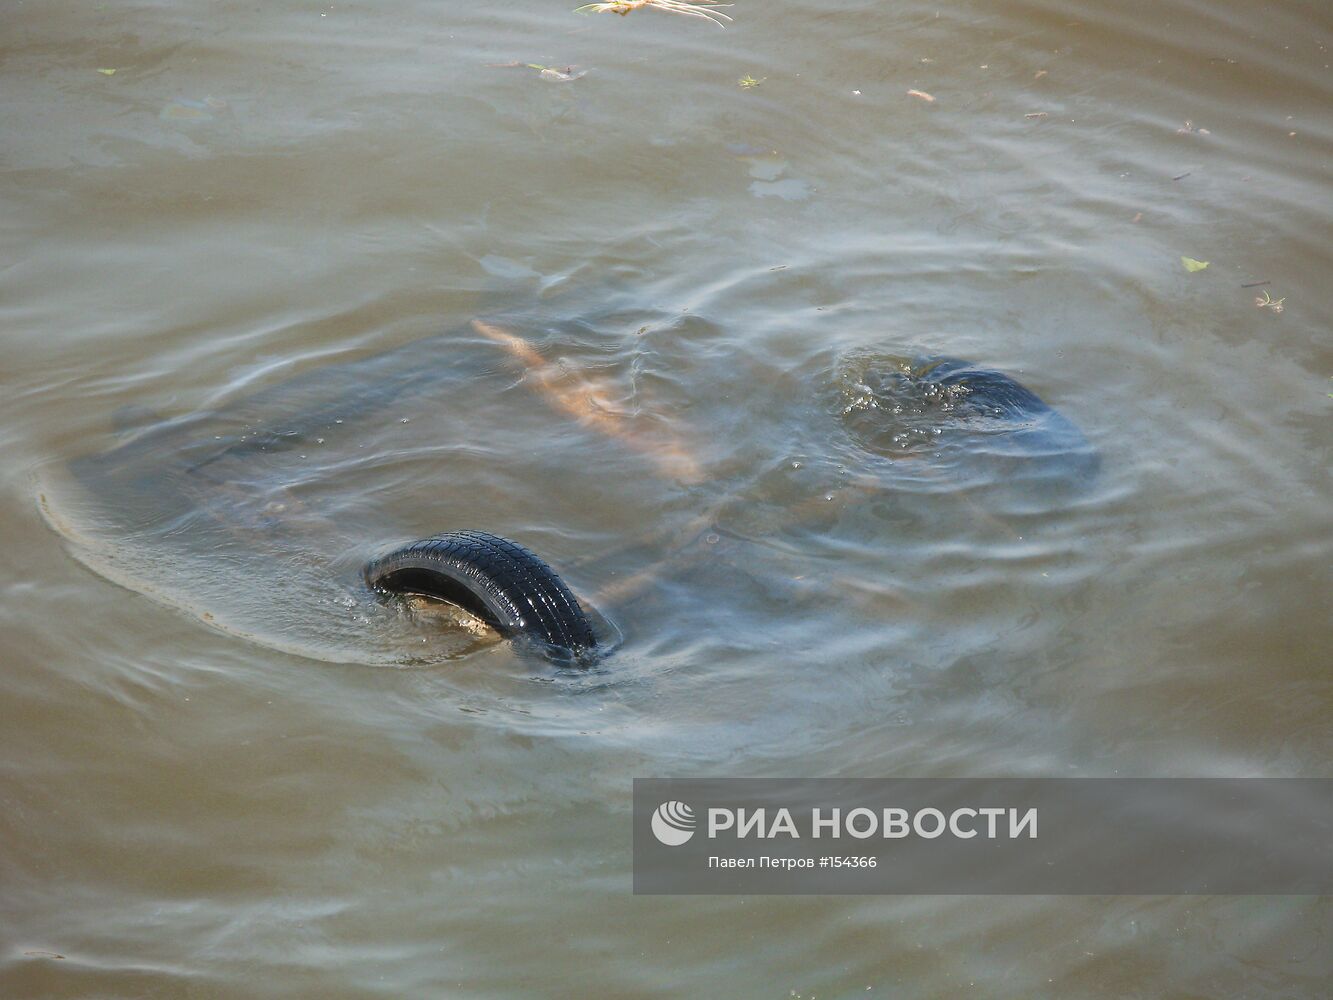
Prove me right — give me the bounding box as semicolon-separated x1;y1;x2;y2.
365;530;598;655
53;327;605;664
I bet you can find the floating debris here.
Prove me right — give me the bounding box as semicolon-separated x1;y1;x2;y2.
529;63;587;82
738;74;765;89
574;0;733;27
1181;256;1210;272
906;89;936;102
1024;112;1048;119
96;67;117;76
1254;290;1285;314
1177;121;1211;135
488;62;587;81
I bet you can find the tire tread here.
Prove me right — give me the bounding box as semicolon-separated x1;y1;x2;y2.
366;530;596;652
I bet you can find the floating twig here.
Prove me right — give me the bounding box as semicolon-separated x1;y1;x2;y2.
574;0;733;27
1240;280;1270;288
1254;290;1284;314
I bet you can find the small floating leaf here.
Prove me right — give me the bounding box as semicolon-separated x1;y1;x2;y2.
738;74;765;89
906;89;936;102
97;67;116;75
1181;257;1210;272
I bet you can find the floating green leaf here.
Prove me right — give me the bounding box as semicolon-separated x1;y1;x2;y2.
1181;257;1209;272
96;67;116;76
738;75;765;89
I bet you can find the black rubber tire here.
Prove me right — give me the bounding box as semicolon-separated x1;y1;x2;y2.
365;530;597;653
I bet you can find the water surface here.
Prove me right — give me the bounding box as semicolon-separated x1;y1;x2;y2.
3;0;1331;996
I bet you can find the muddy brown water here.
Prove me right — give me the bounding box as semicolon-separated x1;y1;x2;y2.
3;0;1331;996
